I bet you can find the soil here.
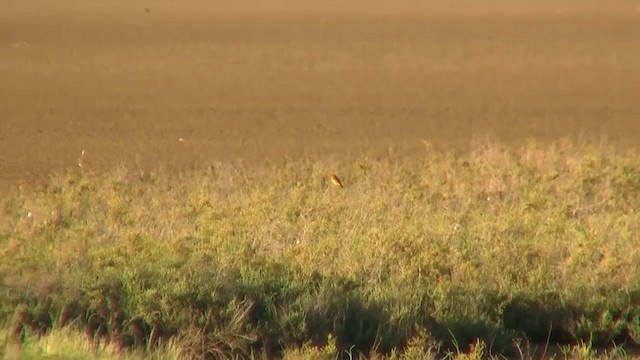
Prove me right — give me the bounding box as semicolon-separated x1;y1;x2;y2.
2;0;640;192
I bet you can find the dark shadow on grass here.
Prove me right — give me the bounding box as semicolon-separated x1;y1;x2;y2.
4;271;640;358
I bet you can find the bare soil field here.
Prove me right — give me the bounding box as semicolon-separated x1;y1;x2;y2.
1;0;639;192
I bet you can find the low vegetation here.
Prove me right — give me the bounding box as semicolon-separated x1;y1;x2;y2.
1;139;640;359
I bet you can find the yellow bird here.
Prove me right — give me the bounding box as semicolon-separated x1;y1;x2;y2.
330;174;343;188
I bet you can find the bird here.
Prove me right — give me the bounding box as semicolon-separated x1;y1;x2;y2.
329;174;343;188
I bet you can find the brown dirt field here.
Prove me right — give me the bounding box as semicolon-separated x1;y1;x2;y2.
1;1;640;192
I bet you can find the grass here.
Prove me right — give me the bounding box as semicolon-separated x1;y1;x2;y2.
1;139;640;359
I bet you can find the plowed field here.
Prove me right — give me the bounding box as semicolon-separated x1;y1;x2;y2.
1;1;639;192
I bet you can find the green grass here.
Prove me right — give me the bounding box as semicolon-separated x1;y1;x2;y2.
1;139;640;359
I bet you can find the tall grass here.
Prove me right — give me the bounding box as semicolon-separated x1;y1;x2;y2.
1;139;640;359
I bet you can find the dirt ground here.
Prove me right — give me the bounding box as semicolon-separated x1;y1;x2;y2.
1;1;640;192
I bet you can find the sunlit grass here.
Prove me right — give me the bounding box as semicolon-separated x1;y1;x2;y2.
1;139;639;358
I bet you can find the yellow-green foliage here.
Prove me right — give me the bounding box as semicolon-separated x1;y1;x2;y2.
1;140;640;358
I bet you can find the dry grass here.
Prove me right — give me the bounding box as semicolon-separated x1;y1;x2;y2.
1;139;640;358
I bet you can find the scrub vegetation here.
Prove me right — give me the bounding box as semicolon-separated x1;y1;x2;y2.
2;139;640;359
